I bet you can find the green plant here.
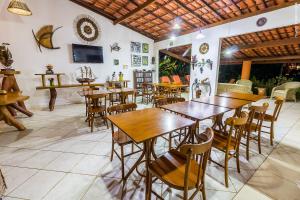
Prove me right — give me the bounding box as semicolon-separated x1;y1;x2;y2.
159;55;190;77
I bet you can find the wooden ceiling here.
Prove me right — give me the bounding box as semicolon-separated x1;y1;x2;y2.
220;24;300;64
160;44;192;63
70;0;297;41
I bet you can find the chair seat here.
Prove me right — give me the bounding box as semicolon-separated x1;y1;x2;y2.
112;130;132;145
212;132;237;153
149;149;202;190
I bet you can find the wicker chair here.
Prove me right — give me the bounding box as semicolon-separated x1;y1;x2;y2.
270;82;300;102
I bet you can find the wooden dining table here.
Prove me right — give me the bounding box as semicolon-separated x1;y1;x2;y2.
106;108;195;200
0;92;29;130
77;89;112;97
217;92;265;102
192;96;251;109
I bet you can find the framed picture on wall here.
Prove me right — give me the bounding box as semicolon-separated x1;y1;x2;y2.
131;54;141;67
113;59;119;65
142;56;148;66
142;43;149;53
131;42;141;53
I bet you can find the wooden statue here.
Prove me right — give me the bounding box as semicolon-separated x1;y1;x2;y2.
1;70;33;117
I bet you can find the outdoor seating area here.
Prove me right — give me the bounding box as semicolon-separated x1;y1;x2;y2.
1;0;300;200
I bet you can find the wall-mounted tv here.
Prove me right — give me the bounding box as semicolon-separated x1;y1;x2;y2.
72;44;103;63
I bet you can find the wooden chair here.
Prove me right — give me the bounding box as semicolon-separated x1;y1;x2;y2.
142;83;153;104
242;103;269;160
121;90;136;104
161;76;171;83
167;97;185;104
255;97;284;146
210;112;248;187
149;128;214;200
82;87;99;117
86;94;108;132
153;97;168;108
107;87;121;106
107;103;142;185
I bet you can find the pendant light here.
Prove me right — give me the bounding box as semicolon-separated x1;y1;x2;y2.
172;1;181;30
7;0;32;16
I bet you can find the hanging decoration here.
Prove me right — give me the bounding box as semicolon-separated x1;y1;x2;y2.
32;25;62;52
74;15;100;44
7;0;32;16
199;43;209;54
191;55;213;73
110;43;121;52
256;17;267;27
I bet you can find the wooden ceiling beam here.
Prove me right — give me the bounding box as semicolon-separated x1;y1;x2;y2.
237;37;300;51
160;49;191;63
70;0;116;21
197;0;225;20
173;0;210;24
113;0;157;25
221;55;300;63
155;2;198;29
156;0;300;42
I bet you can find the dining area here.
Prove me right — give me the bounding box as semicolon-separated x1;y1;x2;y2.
73;85;285;199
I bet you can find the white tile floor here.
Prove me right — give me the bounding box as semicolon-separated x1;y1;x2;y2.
0;98;300;200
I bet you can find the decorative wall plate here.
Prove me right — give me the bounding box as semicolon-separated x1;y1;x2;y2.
256;17;267;27
199;43;209;54
74;15;100;44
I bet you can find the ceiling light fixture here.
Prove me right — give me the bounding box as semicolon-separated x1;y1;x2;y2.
7;0;32;16
224;45;239;57
170;34;177;41
172;2;181;30
196;30;205;39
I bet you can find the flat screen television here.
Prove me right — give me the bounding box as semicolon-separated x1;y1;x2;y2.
72;44;103;63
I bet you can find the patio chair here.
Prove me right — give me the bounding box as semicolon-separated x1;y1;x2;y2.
172;75;182;84
270;81;300;102
160;76;171;83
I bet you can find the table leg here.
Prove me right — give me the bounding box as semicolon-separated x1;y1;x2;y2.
49;88;57;111
144;140;152;200
212;113;225;132
0;105;25;131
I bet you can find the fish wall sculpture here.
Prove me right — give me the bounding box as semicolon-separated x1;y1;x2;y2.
32;25;62;52
110;43;121;52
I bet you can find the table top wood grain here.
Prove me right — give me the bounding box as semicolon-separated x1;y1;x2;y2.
217;92;265;102
160;101;231;121
0;92;29;106
192;96;251;109
107;108;195;144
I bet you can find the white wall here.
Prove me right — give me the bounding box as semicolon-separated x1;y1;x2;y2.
0;0;154;109
154;4;300;99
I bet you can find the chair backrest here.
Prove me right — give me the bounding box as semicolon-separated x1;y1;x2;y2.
161;76;171;83
179;128;214;191
122;103;137;112
172;75;182;84
224;111;249;152
166;97;185;104
273;97;284;121
86;94;107;109
281;81;300;89
248;102;269;131
236;79;252;88
107;104;123;115
154;97;168;108
107;103;137;115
